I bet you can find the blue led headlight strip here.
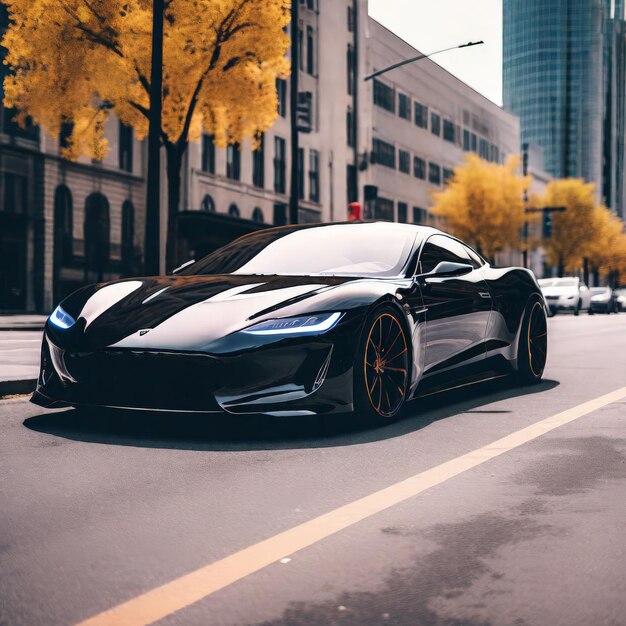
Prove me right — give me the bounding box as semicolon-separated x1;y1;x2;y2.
242;312;342;336
49;305;76;329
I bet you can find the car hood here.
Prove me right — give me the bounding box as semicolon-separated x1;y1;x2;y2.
55;274;363;351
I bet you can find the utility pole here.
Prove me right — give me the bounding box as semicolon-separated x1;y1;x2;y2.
289;0;300;225
144;0;164;276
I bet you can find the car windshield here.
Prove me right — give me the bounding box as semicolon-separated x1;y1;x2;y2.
538;278;578;288
182;222;420;277
590;287;609;295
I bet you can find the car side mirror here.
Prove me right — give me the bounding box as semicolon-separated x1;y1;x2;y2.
421;261;473;282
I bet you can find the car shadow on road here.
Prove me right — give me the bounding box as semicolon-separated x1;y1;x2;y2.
23;377;559;451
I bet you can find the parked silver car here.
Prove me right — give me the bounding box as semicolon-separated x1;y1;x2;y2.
538;277;591;316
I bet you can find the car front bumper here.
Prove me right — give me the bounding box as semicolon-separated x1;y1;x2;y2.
31;331;356;416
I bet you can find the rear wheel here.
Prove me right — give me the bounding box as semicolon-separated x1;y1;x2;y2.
354;306;409;424
574;299;581;316
517;300;547;385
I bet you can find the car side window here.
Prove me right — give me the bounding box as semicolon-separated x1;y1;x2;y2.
418;235;471;274
462;244;484;269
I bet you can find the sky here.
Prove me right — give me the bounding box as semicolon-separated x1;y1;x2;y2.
368;0;503;106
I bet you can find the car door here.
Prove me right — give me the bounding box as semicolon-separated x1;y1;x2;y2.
418;235;492;372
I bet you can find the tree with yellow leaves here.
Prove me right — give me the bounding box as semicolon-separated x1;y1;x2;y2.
2;0;290;268
587;205;626;285
535;179;599;276
430;154;530;262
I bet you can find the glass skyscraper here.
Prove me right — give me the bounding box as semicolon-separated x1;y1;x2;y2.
503;0;626;217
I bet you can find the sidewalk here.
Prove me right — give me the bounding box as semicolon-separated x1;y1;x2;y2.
0;315;48;331
0;328;43;396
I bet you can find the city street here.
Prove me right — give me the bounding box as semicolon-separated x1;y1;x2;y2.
1;313;625;626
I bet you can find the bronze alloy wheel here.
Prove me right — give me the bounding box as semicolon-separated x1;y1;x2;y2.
363;312;408;418
527;301;548;378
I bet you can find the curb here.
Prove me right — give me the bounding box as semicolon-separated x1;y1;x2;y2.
0;379;37;397
0;326;45;332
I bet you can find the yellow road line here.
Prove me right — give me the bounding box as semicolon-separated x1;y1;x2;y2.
76;386;626;626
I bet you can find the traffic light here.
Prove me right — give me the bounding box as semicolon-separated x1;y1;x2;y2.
542;210;553;238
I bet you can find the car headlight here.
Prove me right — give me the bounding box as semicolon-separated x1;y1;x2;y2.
242;312;343;336
49;304;76;329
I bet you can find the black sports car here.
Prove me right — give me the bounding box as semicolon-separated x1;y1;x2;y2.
32;222;548;423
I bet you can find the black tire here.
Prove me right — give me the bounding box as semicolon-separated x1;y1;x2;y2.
354;304;410;424
588;307;594;315
574;299;581;316
517;299;547;385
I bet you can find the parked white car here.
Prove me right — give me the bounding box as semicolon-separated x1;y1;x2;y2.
538;277;591;316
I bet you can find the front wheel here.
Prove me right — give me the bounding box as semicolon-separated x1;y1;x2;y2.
517;300;547;385
354;305;409;424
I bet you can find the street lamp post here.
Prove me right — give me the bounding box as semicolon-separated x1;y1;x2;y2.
364;41;484;82
289;0;300;225
144;0;164;276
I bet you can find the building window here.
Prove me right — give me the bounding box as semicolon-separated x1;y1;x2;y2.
201;194;215;212
471;132;477;152
479;138;489;159
306;0;315;10
399;149;410;174
398;93;411;121
59;121;73;153
428;162;441;185
347;5;355;31
53;185;73;264
491;144;500;163
273;203;287;225
373;79;395;113
277;78;287;117
413;156;426;179
397;201;408;223
252;207;264;223
443;167;454;184
298;147;305;200
347;164;357;203
118;122;133;172
226;144;240;180
443;119;455;143
413;206;427;224
414;102;428;129
298;27;304;71
201;134;215;173
372;138;395;169
430;112;441;136
252;133;265;188
347;45;355;96
309;149;320;202
347;109;355;147
121;200;135;276
375;197;394;221
463;129;471;151
228;203;240;218
274;136;286;194
306;26;315;75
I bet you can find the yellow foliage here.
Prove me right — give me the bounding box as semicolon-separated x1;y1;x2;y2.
2;0;291;159
535;178;599;273
430;154;530;260
587;205;626;276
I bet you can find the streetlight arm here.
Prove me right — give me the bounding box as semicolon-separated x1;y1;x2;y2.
364;41;484;81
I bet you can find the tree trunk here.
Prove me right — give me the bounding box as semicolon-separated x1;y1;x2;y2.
583;257;589;286
558;256;564;277
165;142;184;272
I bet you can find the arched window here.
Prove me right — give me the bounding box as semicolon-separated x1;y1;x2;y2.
228;203;241;218
84;193;110;283
252;207;264;223
121;200;135;276
201;194;215;212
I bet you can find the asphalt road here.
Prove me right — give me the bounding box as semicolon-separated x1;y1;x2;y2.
1;314;626;626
